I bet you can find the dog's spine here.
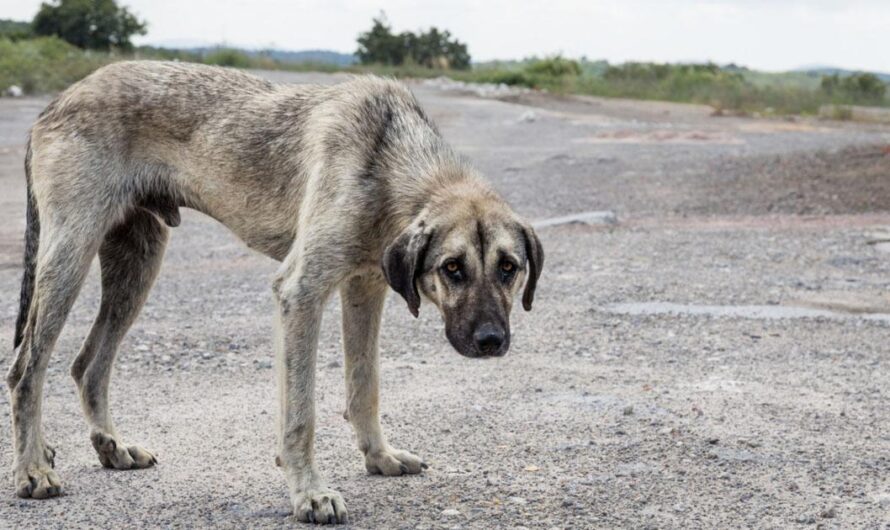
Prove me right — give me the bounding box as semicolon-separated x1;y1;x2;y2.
14;136;39;350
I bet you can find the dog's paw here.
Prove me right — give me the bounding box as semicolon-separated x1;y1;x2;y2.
91;431;157;470
365;447;427;476
14;464;62;499
293;488;348;524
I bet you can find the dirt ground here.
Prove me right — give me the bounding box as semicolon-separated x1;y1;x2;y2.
1;70;889;529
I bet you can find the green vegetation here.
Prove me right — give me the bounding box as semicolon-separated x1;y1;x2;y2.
33;0;147;51
820;73;886;104
203;48;253;68
1;8;887;117
0;36;110;94
356;14;470;70
0;19;33;41
461;57;889;115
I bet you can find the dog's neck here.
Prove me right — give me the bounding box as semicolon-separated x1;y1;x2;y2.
378;113;504;242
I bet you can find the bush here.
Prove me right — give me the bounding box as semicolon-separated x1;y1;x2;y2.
0;36;109;93
0;19;33;41
821;73;886;104
203;48;252;68
524;56;581;78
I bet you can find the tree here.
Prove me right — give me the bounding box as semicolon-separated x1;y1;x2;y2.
356;14;405;66
356;13;471;70
33;0;147;51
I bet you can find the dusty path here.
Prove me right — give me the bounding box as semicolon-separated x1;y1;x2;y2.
1;70;889;529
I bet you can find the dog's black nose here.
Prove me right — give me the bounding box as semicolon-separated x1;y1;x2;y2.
473;324;505;355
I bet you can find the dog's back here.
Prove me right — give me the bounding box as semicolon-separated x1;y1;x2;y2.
28;61;443;259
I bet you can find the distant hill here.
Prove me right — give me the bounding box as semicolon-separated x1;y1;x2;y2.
147;42;356;66
794;65;890;83
260;49;356;66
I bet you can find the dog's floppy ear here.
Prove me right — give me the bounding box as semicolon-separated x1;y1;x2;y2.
520;223;544;311
382;223;433;318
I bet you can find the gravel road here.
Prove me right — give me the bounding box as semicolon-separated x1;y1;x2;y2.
1;70;889;529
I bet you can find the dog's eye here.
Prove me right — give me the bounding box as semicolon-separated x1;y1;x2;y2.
442;260;463;281
499;260;517;282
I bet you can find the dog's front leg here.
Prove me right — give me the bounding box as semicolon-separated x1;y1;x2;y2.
274;260;347;525
340;273;426;476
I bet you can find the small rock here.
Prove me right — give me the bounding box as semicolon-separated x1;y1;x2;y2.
622;405;634;416
508;496;527;505
519;110;537;123
326;360;341;369
820;506;836;519
872;493;890;506
441;508;461;517
4;85;23;97
255;359;273;370
706;437;720;445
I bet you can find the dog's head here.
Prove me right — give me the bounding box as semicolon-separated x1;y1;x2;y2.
382;190;543;358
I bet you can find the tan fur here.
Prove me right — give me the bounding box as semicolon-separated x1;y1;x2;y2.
7;61;542;524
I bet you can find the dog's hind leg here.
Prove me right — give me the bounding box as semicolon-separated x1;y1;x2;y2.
10;219;104;499
71;209;168;470
340;273;426;476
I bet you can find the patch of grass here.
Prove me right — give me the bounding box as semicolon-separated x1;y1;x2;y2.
457;58;890;115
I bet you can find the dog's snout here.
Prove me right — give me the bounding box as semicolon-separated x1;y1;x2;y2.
473;323;505;355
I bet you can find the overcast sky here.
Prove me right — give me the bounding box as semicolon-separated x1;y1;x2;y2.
3;0;888;72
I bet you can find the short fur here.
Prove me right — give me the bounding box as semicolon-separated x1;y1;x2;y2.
7;61;543;524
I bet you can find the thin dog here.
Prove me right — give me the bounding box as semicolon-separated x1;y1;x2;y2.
8;61;543;524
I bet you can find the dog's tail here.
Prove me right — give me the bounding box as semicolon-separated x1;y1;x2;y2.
14;136;39;350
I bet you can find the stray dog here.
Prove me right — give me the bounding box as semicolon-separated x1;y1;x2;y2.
8;61;543;524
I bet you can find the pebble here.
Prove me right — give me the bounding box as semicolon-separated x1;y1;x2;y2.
519;110;537;123
440;508;461;517
508;496;528;505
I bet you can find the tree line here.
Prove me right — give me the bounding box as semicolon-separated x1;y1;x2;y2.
356;14;470;70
